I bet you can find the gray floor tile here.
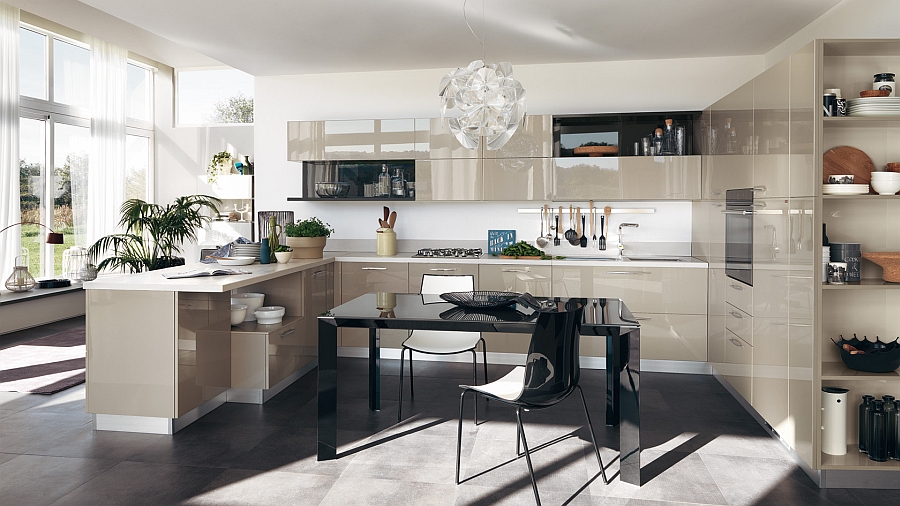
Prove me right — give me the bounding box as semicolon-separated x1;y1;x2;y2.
319;476;458;506
50;460;226;506
0;410;92;453
0;454;116;506
456;482;595;505
181;468;338;506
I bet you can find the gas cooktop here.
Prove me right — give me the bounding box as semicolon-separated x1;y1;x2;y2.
411;248;482;259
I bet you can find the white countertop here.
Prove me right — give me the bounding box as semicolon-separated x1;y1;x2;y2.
333;251;708;268
83;257;334;292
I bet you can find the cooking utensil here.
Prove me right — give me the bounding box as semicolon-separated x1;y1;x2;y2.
384;206;390;224
536;206;550;248
388;211;397;229
544;204;554;241
823;146;875;193
590;200;597;248
565;205;577;244
580;214;588;248
568;207;581;246
603;206;611;250
554;209;561;246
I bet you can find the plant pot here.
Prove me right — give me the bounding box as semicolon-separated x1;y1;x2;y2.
274;251;293;264
150;256;186;271
285;236;327;259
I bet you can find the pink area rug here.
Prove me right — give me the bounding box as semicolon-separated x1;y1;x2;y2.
0;327;86;394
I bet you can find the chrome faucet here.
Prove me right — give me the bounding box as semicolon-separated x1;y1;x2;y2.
617;223;640;259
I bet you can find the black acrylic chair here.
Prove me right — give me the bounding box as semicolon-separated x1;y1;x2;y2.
455;302;608;505
398;274;488;422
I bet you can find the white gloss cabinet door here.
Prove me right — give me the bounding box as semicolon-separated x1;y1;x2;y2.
789;42;816;198
322;119;417;160
620;156;701;200
552;157;623;201
287;120;324;161
753;57;790;198
482;158;553;201
482;115;552;159
415;159;483;201
428;118;481;159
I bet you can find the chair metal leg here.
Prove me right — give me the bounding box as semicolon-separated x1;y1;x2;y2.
471;350;478;425
456;390;470;485
516;407;541;506
516;422;521;456
480;337;489;385
408;350;414;399
577;385;609;485
398;347;406;422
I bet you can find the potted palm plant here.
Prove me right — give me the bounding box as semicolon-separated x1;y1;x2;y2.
88;195;221;272
284;217;333;259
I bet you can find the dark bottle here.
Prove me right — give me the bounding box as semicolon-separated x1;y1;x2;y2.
894;400;900;461
822;223;829;246
870;400;889;462
885;395;898;460
859;395;875;453
259;238;271;265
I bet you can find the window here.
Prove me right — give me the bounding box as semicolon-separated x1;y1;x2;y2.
176;68;254;125
15;24;154;277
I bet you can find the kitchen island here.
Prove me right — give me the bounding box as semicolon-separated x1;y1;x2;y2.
83;258;333;434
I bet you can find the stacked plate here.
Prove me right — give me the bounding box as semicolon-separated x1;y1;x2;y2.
232;242;261;261
822;184;869;195
847;97;900;117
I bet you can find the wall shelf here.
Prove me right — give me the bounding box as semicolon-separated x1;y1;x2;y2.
820;447;900;470
821;362;900;381
822;194;898;200
823;116;900;128
821;279;900;289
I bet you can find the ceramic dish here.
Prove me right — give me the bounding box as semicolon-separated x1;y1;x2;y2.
216;256;256;266
232;292;265;321
231;304;248;325
253;305;285;325
822;184;870;195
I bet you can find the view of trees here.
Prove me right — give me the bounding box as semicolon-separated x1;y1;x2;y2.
209;91;254;124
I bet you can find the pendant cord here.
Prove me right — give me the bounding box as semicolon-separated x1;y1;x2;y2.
462;0;485;61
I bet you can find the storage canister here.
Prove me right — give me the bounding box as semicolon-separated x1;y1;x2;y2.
874;73;896;97
830;242;861;283
822;387;850;456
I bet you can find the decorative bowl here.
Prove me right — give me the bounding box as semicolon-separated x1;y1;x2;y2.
828;174;855;184
833;335;900;373
253;305;285;325
231;292;265;321
274;251;293;264
315;182;351;198
862;252;900;282
860;89;891;98
886;162;900;172
871;179;900;195
230;304;248;325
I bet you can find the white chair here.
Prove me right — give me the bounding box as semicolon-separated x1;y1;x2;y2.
398;274;488;421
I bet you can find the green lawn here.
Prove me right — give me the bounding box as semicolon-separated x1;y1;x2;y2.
20;224;76;278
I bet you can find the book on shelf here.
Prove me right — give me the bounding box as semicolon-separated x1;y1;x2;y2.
162;267;251;279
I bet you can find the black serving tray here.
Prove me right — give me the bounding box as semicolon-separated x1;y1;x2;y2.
36;279;71;289
833;335;900;373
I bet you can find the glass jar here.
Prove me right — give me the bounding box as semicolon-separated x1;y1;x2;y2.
860;395;875;453
391;168;406;197
378;165;391;197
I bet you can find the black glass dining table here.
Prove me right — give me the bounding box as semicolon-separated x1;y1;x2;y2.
317;293;644;485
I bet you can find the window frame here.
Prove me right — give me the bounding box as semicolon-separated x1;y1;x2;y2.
174;65;254;127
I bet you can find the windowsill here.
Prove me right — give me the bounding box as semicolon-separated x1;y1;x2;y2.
0;284;84;306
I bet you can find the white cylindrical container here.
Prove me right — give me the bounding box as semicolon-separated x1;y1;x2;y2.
873;73;895;97
822;246;830;282
822;386;849;456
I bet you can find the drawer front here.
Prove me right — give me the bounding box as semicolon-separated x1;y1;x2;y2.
725;303;752;346
268;317;308;388
631;312;708;362
340;262;409;303
478;264;552;296
408;263;479;293
723;330;753;402
725;279;752;316
590;266;707;314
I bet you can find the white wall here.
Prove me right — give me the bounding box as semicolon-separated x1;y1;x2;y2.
254;55;764;249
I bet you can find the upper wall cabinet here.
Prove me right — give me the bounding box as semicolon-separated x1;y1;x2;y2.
414;159;483;201
710;81;754;192
287;121;324;161
483;158;553;201
753;58;790;198
287;119;417;161
483;115;553;159
789;42;816;198
552;156;700;201
427;118;481;159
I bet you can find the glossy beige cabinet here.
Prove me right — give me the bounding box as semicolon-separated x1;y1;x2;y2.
231;316;306;390
620;156;701;200
482;115;552;159
482;158;553;201
632;312;708;361
427;117;481;159
553;158;623;201
707;267;727;367
287;120;325;161
178;293;231;417
723;329;753;401
322;119;417;160
752;199;791;319
478;263;552;296
408;263;479;293
414;159;483;201
753;58;791;198
340;262;409;348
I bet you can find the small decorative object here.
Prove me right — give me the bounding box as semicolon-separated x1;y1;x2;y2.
827;261;847;284
207;151;234;185
376;206;397;257
274;245;292;264
267;216;282;263
259;238;271;265
488;230;516;255
253;305;285;325
5;257;36;292
376;292;396;311
873;72;895;97
832;335;900;373
822;387;850;456
827;175;855;184
231;304;248;325
241;155;253;175
36;278;71;289
285;216;333;259
231;292;264;322
862;252;900;282
439;290;543;311
62;246;89;283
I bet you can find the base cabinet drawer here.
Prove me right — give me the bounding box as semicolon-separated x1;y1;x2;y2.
725;279;752;316
408;263;479;293
588;266;707;314
340;262;409;303
723;330;752;402
631;313;708;362
231;316;308;390
725;304;752;345
478;264;552;296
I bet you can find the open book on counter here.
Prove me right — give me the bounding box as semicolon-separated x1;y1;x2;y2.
162;267;251;279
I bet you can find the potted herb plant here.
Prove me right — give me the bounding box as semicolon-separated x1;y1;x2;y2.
207;151;234;185
284;217;333;259
88;195;221;272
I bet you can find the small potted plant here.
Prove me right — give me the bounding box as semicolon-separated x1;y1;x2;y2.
207;151;234;185
274;244;293;264
284;217;333;259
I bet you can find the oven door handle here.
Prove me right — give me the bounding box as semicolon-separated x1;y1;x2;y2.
721;210;753;215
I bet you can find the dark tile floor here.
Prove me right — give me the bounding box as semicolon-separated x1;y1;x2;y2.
0;319;894;506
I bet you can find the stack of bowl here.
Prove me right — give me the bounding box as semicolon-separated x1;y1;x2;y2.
871;171;900;195
232;242;262;261
231;292;265;321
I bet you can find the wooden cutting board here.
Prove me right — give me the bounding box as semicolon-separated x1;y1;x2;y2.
823;145;875;193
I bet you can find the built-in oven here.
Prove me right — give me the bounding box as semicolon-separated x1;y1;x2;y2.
725;188;754;286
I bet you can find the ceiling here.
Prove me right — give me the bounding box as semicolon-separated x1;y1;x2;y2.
74;0;844;76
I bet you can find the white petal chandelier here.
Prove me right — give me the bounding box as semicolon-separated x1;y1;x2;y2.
438;1;526;151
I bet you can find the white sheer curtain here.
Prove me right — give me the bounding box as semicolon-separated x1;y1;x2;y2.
0;3;20;283
86;39;127;246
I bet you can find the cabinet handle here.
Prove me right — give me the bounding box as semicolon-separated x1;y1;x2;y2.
634;317;652;321
773;275;813;279
502;269;529;273
280;328;296;337
721;210;752;215
711;203;723;208
728;310;745;319
312;270;326;276
429;268;458;272
605;271;650;275
711;191;723;196
773;322;813;327
752;186;768;193
728;283;744;291
728;337;744;348
751;202;767;208
361;267;387;270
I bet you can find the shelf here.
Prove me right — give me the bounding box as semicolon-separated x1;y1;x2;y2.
231;316;301;335
822;194;897;199
823;116;900;128
822;362;900;381
821;279;900;289
287;197;416;202
821;446;900;470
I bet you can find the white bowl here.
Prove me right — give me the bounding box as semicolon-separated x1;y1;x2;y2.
870;172;900;180
253;305;285;325
275;251;293;264
230;304;248;325
871;179;900;195
231;292;265;321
